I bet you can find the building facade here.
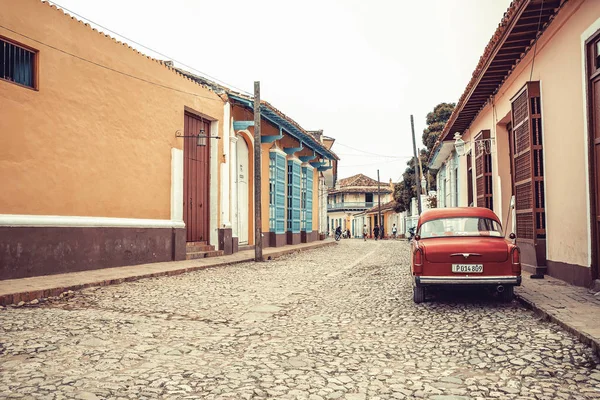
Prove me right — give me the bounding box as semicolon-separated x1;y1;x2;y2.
428;0;600;288
0;0;227;279
0;0;338;279
327;174;393;237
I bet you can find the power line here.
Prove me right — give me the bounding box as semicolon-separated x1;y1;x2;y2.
0;24;222;102
46;1;253;96
335;142;412;159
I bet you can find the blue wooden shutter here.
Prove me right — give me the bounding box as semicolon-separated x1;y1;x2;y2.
275;153;286;234
305;167;313;231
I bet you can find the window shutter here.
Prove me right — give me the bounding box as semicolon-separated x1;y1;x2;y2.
275;153;286;234
474;130;493;209
510;81;546;242
306;168;313;232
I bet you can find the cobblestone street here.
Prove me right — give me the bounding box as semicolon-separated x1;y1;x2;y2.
1;240;600;400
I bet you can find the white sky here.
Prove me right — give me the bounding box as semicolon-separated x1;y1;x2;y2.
49;0;511;183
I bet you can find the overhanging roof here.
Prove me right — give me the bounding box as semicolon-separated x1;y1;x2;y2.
429;141;455;170
229;94;339;160
437;0;564;145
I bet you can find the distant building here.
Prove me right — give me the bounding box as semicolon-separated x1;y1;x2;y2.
327;174;393;236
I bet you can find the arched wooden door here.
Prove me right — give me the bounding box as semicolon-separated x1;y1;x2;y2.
236;136;249;245
183;113;210;243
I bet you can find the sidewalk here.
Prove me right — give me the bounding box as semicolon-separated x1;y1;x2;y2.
0;240;336;306
516;271;600;355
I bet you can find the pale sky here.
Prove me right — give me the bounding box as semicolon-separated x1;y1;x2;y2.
49;0;511;183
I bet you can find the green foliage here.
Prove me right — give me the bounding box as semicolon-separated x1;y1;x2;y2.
393;102;455;213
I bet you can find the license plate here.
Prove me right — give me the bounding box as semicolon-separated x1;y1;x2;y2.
452;264;483;273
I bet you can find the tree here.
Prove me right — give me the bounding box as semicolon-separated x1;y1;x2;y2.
393;102;455;213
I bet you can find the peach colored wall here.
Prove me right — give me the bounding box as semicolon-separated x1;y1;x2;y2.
464;0;597;267
0;0;224;220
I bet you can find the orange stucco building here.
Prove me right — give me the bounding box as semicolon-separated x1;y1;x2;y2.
0;0;337;279
429;0;600;288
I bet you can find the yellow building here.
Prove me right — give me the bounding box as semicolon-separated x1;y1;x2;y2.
429;0;600;288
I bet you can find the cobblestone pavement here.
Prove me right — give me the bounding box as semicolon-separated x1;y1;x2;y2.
1;241;600;400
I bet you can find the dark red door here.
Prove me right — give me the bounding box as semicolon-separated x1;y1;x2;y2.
183;113;210;243
588;35;600;280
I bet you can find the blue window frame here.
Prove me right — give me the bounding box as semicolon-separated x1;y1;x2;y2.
269;151;286;234
302;166;313;232
287;160;301;233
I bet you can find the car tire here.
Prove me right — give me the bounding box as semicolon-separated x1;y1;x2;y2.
413;286;425;304
500;286;514;302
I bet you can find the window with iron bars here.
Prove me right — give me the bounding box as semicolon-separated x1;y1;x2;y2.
1;39;36;89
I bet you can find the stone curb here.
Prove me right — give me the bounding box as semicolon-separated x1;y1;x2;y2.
515;292;600;356
0;241;337;307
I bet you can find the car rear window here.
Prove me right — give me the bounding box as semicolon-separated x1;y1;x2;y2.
418;217;503;238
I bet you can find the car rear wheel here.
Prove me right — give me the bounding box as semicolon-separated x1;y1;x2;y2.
500;285;514;302
413;286;425;303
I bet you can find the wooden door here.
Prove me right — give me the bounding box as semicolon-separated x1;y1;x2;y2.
236;137;249;245
587;35;600;280
183;113;210;243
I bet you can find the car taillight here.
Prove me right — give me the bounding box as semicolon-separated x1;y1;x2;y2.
511;247;521;275
413;247;423;274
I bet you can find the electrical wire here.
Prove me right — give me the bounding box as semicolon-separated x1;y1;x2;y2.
335;142;410;159
0;24;222;102
45;0;253;96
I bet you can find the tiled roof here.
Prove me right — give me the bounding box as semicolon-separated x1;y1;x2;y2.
336;174;386;188
430;0;564;162
365;201;398;214
328;187;392;195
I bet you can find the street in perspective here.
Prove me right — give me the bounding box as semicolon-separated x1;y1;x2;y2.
4;0;600;398
1;241;600;399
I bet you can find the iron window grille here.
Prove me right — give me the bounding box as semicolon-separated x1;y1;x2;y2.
1;39;36;89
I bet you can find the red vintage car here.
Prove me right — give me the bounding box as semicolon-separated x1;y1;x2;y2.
411;207;521;303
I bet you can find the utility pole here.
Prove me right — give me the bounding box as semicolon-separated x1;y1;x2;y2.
254;81;263;261
411;115;422;215
377;169;382;239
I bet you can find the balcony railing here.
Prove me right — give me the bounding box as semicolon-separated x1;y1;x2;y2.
327;202;374;211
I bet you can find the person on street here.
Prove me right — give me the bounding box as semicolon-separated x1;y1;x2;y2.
363;224;368;241
373;225;380;241
392;224;397;239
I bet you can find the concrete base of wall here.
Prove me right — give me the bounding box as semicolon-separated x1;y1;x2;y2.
0;226;186;280
518;239;547;274
218;228;233;255
265;232;286;248
546;259;593;288
286;231;301;245
301;231;318;243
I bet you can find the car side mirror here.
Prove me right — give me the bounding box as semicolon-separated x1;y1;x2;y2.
414;234;421;241
509;233;516;240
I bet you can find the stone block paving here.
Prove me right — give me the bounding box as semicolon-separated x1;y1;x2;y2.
515;271;600;355
1;240;600;399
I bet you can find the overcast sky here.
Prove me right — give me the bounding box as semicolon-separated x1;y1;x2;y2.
49;0;511;183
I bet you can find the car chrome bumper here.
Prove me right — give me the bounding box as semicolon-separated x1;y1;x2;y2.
415;275;521;286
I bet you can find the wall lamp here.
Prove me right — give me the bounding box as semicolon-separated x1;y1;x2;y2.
176;129;221;147
453;132;495;156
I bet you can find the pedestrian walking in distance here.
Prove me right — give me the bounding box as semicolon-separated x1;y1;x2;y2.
373;225;380;241
363;224;368;241
392;224;397;239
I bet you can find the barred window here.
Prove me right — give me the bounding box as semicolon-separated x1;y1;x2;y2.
1;39;36;89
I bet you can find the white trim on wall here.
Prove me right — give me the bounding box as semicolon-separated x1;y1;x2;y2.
0;214;185;228
171;148;184;223
210;120;219;246
580;18;600;268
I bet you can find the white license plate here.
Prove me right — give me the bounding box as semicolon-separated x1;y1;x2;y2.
452;264;484;273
